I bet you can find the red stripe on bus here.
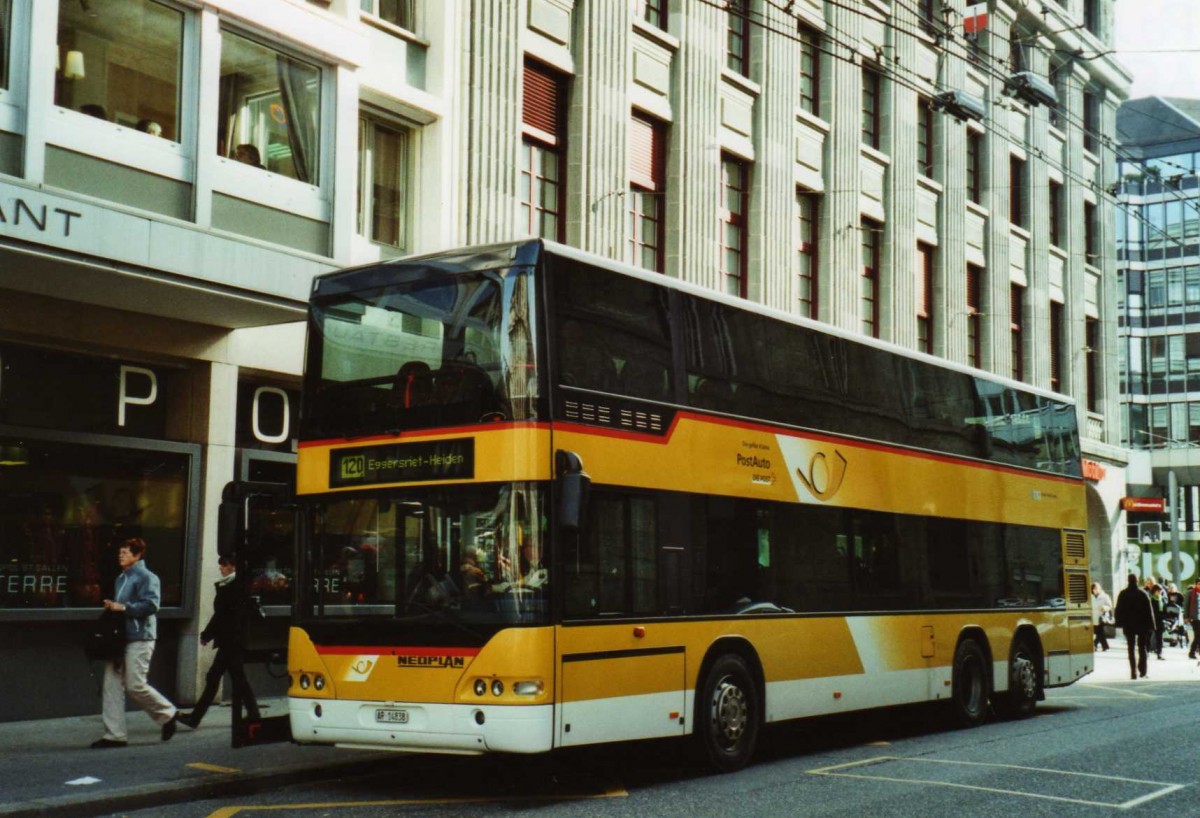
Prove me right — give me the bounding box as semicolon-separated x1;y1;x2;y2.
315;645;482;657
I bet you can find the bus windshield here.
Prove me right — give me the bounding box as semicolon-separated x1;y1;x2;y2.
303;254;541;439
302;483;549;627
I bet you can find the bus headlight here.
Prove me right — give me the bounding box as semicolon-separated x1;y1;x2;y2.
314;674;325;691
491;680;504;697
299;674;311;690
474;679;487;696
513;680;544;696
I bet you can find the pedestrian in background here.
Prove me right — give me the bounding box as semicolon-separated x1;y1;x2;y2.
1091;581;1112;652
177;554;260;728
1115;572;1155;680
1186;578;1200;660
92;538;179;748
1150;584;1166;660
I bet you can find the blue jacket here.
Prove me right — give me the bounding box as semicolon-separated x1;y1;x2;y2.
114;560;161;642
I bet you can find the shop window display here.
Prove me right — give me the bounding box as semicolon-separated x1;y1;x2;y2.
0;439;189;609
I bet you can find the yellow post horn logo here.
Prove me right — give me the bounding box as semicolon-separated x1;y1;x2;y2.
796;450;848;501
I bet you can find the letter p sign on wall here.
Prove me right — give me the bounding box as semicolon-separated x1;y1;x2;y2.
118;365;158;427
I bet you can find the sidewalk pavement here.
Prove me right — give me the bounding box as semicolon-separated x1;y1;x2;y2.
2;643;1197;818
0;698;396;818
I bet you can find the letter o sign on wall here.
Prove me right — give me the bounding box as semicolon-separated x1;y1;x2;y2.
252;386;290;444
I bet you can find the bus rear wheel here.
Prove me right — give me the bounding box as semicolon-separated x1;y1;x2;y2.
995;634;1039;719
950;638;989;728
696;654;759;773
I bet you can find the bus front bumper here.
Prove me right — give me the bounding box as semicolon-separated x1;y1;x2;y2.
288;697;554;754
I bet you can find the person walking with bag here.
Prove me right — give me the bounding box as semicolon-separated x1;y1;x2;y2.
1115;572;1155;680
1186;578;1200;659
1091;581;1112;651
177;554;260;728
91;538;180;748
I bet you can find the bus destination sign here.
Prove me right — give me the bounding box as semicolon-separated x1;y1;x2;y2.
330;439;475;487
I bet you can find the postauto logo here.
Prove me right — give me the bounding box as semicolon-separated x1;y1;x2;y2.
339;454;366;481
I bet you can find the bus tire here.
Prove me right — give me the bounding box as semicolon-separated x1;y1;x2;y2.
995;633;1039;720
950;638;989;728
695;654;759;773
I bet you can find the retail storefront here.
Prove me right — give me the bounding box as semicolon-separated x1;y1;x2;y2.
0;342;201;720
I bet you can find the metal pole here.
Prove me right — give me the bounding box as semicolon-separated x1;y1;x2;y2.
1169;470;1183;585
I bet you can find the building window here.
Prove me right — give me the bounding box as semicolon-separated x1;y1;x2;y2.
917;243;934;354
643;0;667;29
54;0;184;140
1086;317;1099;411
1011;284;1025;382
797;190;819;319
861;219;881;338
1049;180;1063;247
0;0;9;91
862;67;881;149
357;114;409;249
1010;155;1026;228
1083;88;1101;153
1084;200;1099;264
360;0;414;30
918;0;938;33
721;155;749;298
966;130;983;205
629;113;665;273
799;23;820;116
1050;301;1064;392
967;264;983;368
521;60;566;241
917;97;934;177
1084;0;1100;35
219;31;322;182
726;0;750;77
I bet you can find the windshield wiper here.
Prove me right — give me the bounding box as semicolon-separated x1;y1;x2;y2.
398;600;490;641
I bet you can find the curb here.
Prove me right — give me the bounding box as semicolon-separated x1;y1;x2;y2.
0;753;399;818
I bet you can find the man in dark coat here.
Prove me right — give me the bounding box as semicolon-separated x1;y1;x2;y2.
177;554;260;728
1115;572;1156;680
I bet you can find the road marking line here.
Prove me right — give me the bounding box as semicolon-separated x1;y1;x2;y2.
188;762;241;774
203;785;628;816
1080;683;1159;699
807;756;1183;810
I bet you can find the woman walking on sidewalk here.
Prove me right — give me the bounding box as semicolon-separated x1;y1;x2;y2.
1091;582;1113;651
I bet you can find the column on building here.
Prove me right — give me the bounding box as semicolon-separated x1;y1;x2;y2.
935;5;970;365
567;0;630;257
881;6;919;347
820;0;865;332
457;2;523;245
176;361;239;705
1098;92;1123;446
1023;41;1052;391
667;1;724;289
750;1;798;310
982;5;1016;377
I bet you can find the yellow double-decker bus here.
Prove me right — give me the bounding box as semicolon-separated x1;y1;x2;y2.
282;239;1091;771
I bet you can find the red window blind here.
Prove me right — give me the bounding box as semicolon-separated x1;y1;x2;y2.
523;61;562;141
629;113;663;190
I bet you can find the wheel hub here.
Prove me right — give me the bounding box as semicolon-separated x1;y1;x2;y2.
711;677;747;743
1013;655;1036;698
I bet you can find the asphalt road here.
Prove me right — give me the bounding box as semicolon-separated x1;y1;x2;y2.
101;655;1200;818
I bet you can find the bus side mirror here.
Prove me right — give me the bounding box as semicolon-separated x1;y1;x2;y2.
556;450;590;533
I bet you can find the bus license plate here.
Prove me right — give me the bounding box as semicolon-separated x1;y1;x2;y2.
375;708;409;724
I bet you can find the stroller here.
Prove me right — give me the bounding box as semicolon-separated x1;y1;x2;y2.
1162;600;1190;648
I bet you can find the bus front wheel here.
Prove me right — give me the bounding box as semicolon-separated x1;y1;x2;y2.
950;638;989;728
695;654;759;773
994;634;1039;719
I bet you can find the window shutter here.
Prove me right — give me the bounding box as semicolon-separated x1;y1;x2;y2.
523;62;561;141
966;264;981;311
629;114;662;190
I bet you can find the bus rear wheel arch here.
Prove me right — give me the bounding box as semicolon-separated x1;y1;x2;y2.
694;648;762;773
950;634;991;728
